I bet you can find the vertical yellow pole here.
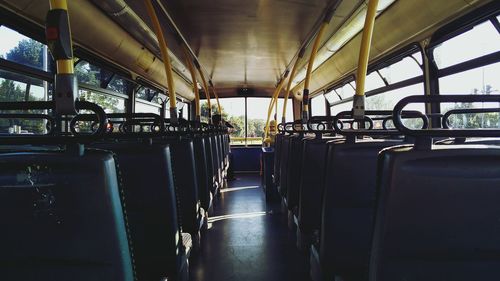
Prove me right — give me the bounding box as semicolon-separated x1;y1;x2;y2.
264;73;288;143
209;80;222;115
353;0;380;119
143;0;177;122
196;63;212;122
182;46;200;120
302;7;335;122
282;48;305;123
49;0;73;75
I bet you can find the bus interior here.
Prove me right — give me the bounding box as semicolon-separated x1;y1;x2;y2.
0;0;499;280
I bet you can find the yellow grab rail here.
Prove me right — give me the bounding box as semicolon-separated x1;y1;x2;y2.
49;0;73;75
263;72;289;143
182;46;200;120
196;61;212;122
143;0;177;122
302;8;335;121
209;80;222;115
281;47;305;123
353;0;380;119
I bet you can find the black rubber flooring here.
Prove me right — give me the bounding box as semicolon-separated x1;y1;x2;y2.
189;173;310;281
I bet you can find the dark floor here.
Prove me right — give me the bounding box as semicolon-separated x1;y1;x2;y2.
189;173;310;281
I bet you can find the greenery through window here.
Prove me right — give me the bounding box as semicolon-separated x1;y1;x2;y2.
200;97;292;146
0;26;50;71
0;69;51;134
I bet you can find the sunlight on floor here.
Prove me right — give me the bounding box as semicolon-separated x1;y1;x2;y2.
220;185;260;193
208;211;267;224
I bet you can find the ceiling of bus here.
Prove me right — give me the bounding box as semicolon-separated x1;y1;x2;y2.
123;0;365;97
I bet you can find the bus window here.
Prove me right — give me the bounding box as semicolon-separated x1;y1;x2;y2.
218;98;245;145
434;16;500;128
433;20;500;69
311;95;327;116
79;89;125;113
276;98;294;123
0;26;50;71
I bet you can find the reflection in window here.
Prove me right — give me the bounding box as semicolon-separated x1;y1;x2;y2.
433;19;500;69
311;95;327;116
0;26;49;71
79;89;125;113
108;75;132;95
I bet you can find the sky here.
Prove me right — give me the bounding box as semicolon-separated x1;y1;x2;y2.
0;26;27;57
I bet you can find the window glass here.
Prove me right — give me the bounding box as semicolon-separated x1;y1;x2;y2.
377;52;423;84
325;88;341;104
0;26;49;71
433;20;500;69
338;83;356;99
218;98;245;145
311;95;327;116
247;98;270;145
365;71;385;92
439;62;500;127
331;102;352;116
79;89;125;113
136;100;160;114
107;75;132;95
276;98;294;123
366;83;426;129
0;69;51;134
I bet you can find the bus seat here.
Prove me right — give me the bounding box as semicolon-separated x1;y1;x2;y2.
285;134;312;228
0;149;134;281
193;136;213;215
273;133;284;186
162;137;205;249
204;135;217;195
91;142;189;281
296;137;341;252
312;138;404;281
210;134;222;193
370;145;500;281
278;134;292;198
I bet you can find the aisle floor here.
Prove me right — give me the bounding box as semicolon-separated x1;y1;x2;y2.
189;173;310;281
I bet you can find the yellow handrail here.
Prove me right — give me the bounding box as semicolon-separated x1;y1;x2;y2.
353;0;380;120
302;8;334;121
182;46;200;120
143;0;177;122
263;72;289;142
281;48;305;123
49;0;73;75
209;80;222;115
196;61;212;121
355;0;380;97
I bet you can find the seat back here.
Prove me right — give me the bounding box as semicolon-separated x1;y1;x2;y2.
204;135;217;194
161;137;202;236
285;134;309;210
297;138;333;234
273;134;284;185
0;149;134;281
278;135;292;197
320;139;403;280
210;134;221;184
91;142;184;281
193;136;212;211
370;145;500;281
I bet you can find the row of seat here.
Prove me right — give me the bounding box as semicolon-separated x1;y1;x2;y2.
0;118;230;281
273;111;500;281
